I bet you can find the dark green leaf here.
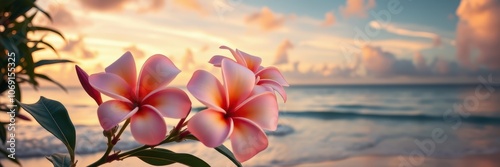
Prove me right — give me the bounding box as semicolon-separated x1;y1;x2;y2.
18;43;36;85
8;0;34;21
46;153;71;167
29;26;65;40
34;5;52;21
0;145;20;166
0;37;18;54
29;40;59;56
130;148;210;167
34;74;67;92
0;0;16;9
0;124;5;144
14;81;22;114
215;145;242;167
17;97;76;160
34;59;73;68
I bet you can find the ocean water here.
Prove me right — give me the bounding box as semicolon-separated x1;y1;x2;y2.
3;84;500;166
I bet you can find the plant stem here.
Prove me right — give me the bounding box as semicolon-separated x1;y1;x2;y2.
87;119;130;167
88;118;186;166
113;119;130;144
117;133;179;159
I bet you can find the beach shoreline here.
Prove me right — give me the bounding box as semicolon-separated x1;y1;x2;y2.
2;152;500;167
293;152;500;167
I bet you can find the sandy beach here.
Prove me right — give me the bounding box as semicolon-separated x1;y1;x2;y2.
295;153;500;167
2;152;500;167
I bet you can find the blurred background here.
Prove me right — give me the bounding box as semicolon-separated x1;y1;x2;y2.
1;0;500;166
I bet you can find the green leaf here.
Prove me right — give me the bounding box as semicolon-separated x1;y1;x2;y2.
215;145;242;167
14;81;22;114
187;136;241;167
34;73;67;92
34;4;52;22
46;153;71;167
29;40;59;56
130;148;210;167
17;97;76;161
34;59;73;68
29;26;65;40
0;124;5;144
0;37;19;54
0;0;16;9
0;145;20;166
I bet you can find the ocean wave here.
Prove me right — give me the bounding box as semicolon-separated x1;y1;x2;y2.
280;111;500;125
332;104;415;111
7;123;294;158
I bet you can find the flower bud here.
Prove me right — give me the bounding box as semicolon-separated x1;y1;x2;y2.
76;65;102;105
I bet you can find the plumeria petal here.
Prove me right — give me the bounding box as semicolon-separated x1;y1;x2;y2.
230;118;268;162
142;88;191;118
187;109;233;147
137;54;180;100
105;51;137;91
256;67;289;86
97;100;137;130
130;105;167;145
76;65;102;105
249;85;272;97
233;92;279;131
209;55;231;67
236;49;262;72
187;70;226;112
221;59;255;109
89;73;134;102
220;45;246;66
258;79;287;102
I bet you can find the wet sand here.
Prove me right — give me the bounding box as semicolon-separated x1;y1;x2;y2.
2;152;500;167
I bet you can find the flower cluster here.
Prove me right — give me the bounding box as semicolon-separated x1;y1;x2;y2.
76;46;288;163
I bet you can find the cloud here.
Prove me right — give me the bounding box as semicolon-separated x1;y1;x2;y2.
143;0;166;11
44;5;79;29
369;21;453;48
292;61;300;72
359;45;453;76
123;45;146;58
358;45;493;77
172;0;208;15
77;0;130;12
61;37;82;52
61;36;98;59
432;58;450;75
182;48;195;71
81;49;98;59
432;36;442;47
361;45;400;76
321;12;336;27
413;52;428;72
339;0;375;18
456;0;500;69
246;7;287;31
274;39;293;65
199;44;209;52
370;21;437;39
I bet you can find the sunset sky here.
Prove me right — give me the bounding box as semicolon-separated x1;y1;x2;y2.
31;0;500;86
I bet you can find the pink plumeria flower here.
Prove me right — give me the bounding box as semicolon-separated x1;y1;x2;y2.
88;52;191;145
209;45;289;102
187;59;279;162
